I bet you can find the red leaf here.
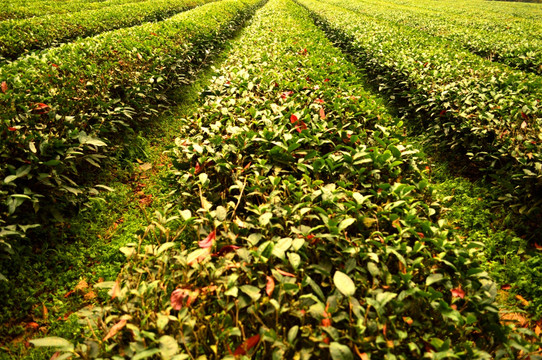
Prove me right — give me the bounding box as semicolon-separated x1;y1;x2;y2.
171;288;199;310
1;81;7;93
7;126;16;131
439;109;446;116
275;268;295;277
319;108;326;119
321;317;331;327
51;63;59;68
213;245;240;257
26;322;39;330
150;32;158;36
295;120;308;133
266;276;275;297
290;114;298;123
32;103;50;114
314;98;324;104
451;288;465;299
199;230;216;248
194;162;202;174
501;284;511;290
281;90;293;99
521;112;528;120
324;78;329;83
233;334;260;356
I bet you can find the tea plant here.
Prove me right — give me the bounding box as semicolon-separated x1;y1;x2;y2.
0;0;216;62
35;0;536;358
297;0;542;222
323;0;542;75
0;0;264;261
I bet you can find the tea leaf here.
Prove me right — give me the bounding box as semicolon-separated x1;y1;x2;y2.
333;271;356;297
329;342;354;360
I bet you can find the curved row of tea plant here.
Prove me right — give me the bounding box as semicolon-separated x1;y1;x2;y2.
0;0;216;63
390;0;542;23
0;0;264;255
298;0;542;216
44;0;533;358
0;0;148;21
323;0;542;75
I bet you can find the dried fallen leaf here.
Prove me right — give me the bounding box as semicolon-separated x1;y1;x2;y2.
516;295;530;307
26;322;39;330
103;319;127;341
74;280;88;293
84;291;97;300
500;312;528;327
139;162;152;171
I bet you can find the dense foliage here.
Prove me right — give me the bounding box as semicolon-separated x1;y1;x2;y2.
0;0;263;262
0;0;149;21
324;0;542;75
33;0;536;358
0;0;216;62
297;0;542;218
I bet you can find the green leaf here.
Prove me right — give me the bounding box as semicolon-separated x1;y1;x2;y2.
338;217;356;231
44;159;61;166
426;273;445;286
287;326;299;344
215;206;228;221
159;335;179;359
240;285;261;301
329;342;353;360
4;175;18;184
132;348;161;360
259;212;273;226
333;271;356;297
29;337;74;351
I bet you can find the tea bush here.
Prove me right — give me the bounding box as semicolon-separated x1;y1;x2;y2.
37;0;536;358
0;0;263;261
297;0;542;217
320;0;542;75
0;0;216;62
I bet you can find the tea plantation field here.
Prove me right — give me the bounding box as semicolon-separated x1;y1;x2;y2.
1;0;542;358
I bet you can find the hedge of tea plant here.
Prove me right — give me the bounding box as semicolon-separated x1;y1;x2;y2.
0;0;263;253
0;0;216;62
0;0;149;21
323;0;542;75
40;0;535;358
297;0;542;214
